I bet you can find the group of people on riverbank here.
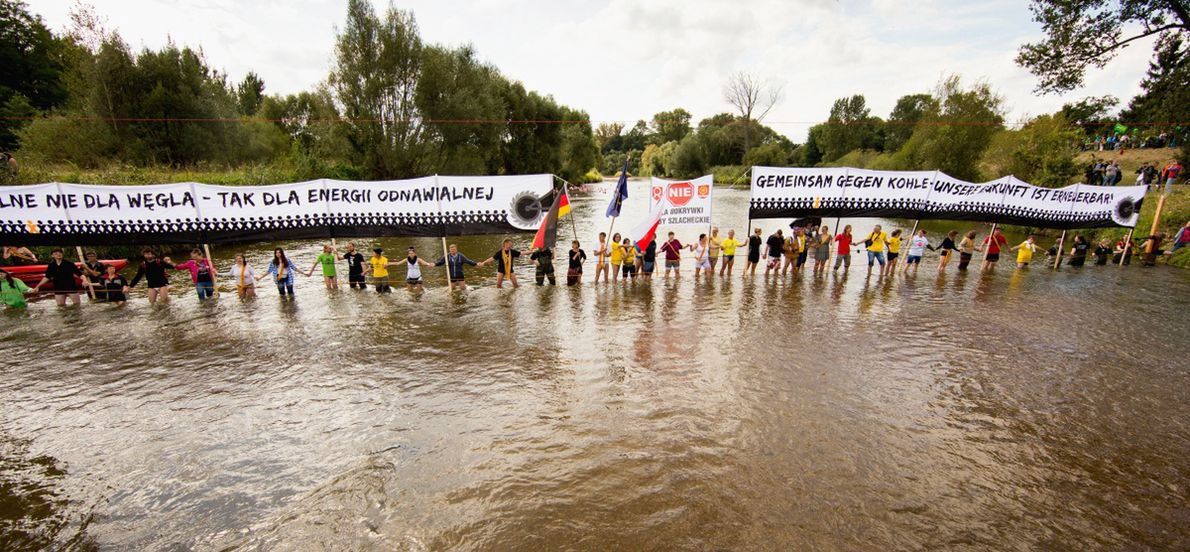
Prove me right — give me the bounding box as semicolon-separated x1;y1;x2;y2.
2;220;1186;309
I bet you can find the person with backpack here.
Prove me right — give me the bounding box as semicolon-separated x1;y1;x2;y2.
861;225;888;277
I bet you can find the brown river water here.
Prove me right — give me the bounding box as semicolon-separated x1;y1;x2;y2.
1;183;1188;550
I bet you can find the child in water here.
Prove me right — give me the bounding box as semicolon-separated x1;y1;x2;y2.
101;265;129;307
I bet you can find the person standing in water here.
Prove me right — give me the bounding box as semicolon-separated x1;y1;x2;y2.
434;243;479;291
833;225;853;273
342;242;367;290
174;248;218;300
1010;235;1039;269
708;227;723;273
567;241;587;286
904;230;929;275
530;246;557;286
100;265;129;307
935;230;959;274
885;229;903;277
479;239;528;289
306;244;339;290
692;233;711;279
81;251;106;297
223;253;256;298
364;247;395;293
765;229;784;276
618;238;637;280
593;232;610;284
608;232;623;283
746;228;763;276
977;228;1008;273
129;249;175;304
1068;235;1090;267
861;225;888;277
0;268;32;309
719;229;742;277
259;248;297;297
660;232;685;279
640;238;657;281
402;246;434;290
957;231;977;271
32;248;84;306
812;225;832;276
1093;239;1112;265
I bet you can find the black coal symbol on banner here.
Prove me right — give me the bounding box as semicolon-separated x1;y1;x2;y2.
1112;195;1142;225
508;191;546;230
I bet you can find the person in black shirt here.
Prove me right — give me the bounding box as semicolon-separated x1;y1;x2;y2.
100;265;129;306
746;228;763;276
81;251;106;298
1093;239;1111;266
531;246;556;286
128;248;175;304
566;241;586;286
641;239;657;280
765;229;784;276
479;239;528;288
342;242;366;290
32;248;83;306
1068;234;1090;267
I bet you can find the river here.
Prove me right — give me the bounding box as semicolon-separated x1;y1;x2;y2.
1;182;1188;550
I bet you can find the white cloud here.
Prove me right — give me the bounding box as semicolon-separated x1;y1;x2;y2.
30;0;1154;141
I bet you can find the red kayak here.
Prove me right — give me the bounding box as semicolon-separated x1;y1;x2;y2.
2;260;130;290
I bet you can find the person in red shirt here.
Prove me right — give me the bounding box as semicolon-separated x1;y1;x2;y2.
832;224;853;273
1162;159;1183;195
977;228;1008;273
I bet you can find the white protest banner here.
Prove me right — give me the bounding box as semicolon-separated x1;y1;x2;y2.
749;166;1147;229
0;174;558;245
649;175;713;228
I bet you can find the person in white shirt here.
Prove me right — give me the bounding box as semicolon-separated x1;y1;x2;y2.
903;230;930;275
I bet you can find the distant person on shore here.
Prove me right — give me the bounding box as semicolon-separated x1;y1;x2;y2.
619;238;637;280
1094;239;1112;265
434;244;479;291
977;228;1007;273
260;248;298;297
957;231;977;271
1171;221;1190;253
567;241;587;285
223;253;256;297
479;239;528;289
719;229;742;277
593;232;610;284
1010;235;1039;268
609;232;623;282
1141;233;1165;266
746;228;763;276
403;246;433;290
885;229;903;276
765;229;784;276
129;249;175;304
306;244;339;290
1161;159;1182;195
174;248;218;300
101;265;128;307
861;225;888;277
904;229;928;275
693;233;711;279
660;232;685;278
0;268;31;309
1068;235;1090;267
935;230;959;274
530;246;557;286
708;227;722;272
813;225;832;276
2;245;37;265
32;248;83;306
342;242;366;290
833;225;853;273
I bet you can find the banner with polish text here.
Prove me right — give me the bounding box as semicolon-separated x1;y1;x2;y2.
749;166;1147;229
0;175;555;245
649;175;714;228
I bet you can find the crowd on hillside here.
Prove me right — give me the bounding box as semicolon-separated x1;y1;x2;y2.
1081;130;1182;152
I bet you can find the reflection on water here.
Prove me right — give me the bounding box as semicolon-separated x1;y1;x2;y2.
1;185;1188;550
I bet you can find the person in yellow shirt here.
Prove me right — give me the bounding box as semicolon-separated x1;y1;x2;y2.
619;238;637;279
1010;235;1039;268
718;229;743;277
863;224;888;276
365;247;396;293
885;229;903;277
608;232;623;282
708;227;723;272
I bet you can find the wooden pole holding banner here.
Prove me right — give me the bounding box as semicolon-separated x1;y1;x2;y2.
982;223;998;265
203;243;219;297
1052;230;1067;269
1118;228;1134;266
1149;193;1167;239
441;237;453;291
75;246;96;300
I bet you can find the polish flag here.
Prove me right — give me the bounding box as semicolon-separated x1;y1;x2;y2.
629;195;668;250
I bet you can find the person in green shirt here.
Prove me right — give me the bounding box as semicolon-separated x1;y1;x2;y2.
306;244;339;290
0;269;32;309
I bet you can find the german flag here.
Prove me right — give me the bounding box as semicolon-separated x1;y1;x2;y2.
532;186;571;250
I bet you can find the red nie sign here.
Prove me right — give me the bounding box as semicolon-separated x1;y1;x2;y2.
667;181;694;206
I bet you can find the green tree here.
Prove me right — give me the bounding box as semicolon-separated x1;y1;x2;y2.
819;94;881;163
0;0;67;149
665;134;705;178
650;108;692;144
594;122;624;153
884;93;938;152
981;113;1081;187
1016;0;1190;93
1059;95;1118;135
894;75;1005;181
237;71;265;116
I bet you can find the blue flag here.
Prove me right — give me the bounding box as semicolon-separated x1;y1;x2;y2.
606;159;629;218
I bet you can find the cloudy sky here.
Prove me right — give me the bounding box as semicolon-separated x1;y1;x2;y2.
31;0;1155;141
